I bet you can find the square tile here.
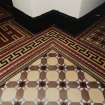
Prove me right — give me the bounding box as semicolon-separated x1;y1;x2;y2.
1;88;16;101
24;87;38;101
46;71;58;81
46;88;59;101
47;57;58;65
27;71;39;81
89;89;104;103
67;89;82;102
66;71;78;81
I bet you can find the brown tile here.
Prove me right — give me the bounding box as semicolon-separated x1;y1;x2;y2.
66;65;75;71
59;81;66;88
100;83;105;88
20;71;28;80
22;102;35;105
94;103;103;105
60;102;68;105
18;81;26;87
0;89;3;97
40;71;46;80
81;89;90;101
58;58;64;65
42;53;47;57
37;102;44;105
46;102;58;105
47;65;57;70
59;65;65;71
0;83;5;88
59;71;65;80
47;82;58;87
103;89;105;98
60;89;67;100
83;103;91;105
38;89;45;100
27;81;37;87
14;101;21;105
16;88;24;100
41;58;47;65
58;53;62;57
1;102;13;105
40;66;47;71
23;66;29;71
39;81;46;87
30;65;39;71
68;82;79;88
88;82;98;88
6;81;17;88
78;71;85;80
79;82;87;88
70;102;81;105
48;53;57;57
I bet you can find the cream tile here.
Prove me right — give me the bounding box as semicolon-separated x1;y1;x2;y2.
64;59;74;66
1;88;16;101
46;88;59;101
27;71;39;81
24;87;37;101
66;71;78;81
9;73;21;81
49;50;57;53
46;71;58;81
31;59;41;65
67;89;82;102
89;89;104;103
84;72;96;81
47;57;58;65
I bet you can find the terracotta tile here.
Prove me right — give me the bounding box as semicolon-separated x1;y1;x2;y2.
30;65;39;71
88;82;98;88
38;89;45;100
66;65;75;71
46;102;58;105
47;82;58;87
16;88;24;100
58;58;64;65
47;65;57;70
68;82;79;88
60;89;67;100
59;71;65;80
40;71;46;80
27;81;37;87
48;53;57;57
20;71;28;80
81;89;90;101
41;58;47;65
6;81;17;88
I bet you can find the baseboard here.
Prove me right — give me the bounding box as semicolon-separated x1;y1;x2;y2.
12;2;105;36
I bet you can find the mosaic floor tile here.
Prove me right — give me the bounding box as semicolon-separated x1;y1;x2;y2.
0;49;105;105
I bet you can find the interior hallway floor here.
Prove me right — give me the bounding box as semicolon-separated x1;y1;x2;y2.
0;6;105;105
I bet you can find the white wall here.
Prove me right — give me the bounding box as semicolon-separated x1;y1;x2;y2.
79;0;105;17
12;0;105;18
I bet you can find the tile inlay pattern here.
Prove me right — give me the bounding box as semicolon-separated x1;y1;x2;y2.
0;20;32;52
77;17;105;54
0;27;105;87
0;50;105;105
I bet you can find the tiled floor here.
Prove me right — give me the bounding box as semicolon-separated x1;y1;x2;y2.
0;50;105;105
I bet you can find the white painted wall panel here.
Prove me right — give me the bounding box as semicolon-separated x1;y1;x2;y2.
12;0;105;18
79;0;105;17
